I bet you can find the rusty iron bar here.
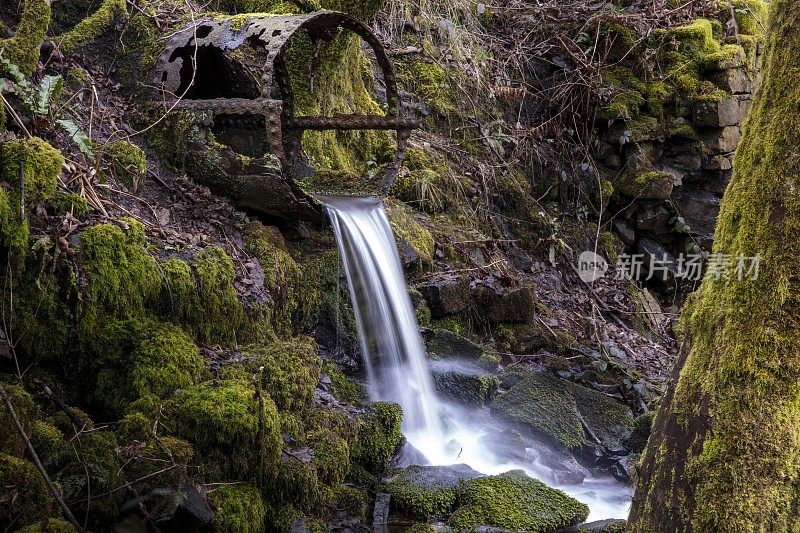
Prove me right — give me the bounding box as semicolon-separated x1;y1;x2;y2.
285;115;419;131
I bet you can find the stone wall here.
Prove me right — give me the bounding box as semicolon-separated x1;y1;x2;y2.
593;18;764;285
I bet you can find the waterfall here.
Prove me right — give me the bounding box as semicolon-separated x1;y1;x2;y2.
323;196;445;449
323;195;632;521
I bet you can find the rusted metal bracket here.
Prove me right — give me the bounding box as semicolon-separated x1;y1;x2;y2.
152;10;418;214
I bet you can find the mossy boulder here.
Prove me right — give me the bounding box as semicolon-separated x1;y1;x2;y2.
429;359;499;407
386;202;435;269
164;379;282;479
615;170;674;200
491;372;634;452
158;248;247;344
209;483;266;533
448;470;589;532
0;453;50;525
383;464;482;519
79;219;160;317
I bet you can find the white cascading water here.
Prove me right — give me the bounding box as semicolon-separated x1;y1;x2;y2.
324;195;631;521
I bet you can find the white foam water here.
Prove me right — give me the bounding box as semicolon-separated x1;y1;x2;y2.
324;196;630;522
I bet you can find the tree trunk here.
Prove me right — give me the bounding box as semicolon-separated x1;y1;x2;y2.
629;1;800;531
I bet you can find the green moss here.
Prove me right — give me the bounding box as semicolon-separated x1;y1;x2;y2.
49;192;90;217
720;0;768;36
390;148;451;214
234;338;322;411
351;402;403;474
615;170;674;200
0;138;64;250
15;519;79;532
309;428;350;486
191;246;247;343
386;201;435;268
103;140;147;192
491;373;586;449
30;420;64;463
0;453;50;525
0;0;51;76
56;0;127;54
165;379;282;479
91;319;205;414
0;384;38;456
449;470;589;532
324;362;367;405
209;483;267;533
669;19;721;56
49;430;122;527
243;222;300;335
397;59;456;113
79;218;160;317
407;524;437;533
284;23;394;180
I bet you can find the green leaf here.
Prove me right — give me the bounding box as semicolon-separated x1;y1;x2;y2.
56;118;94;158
35;75;63;116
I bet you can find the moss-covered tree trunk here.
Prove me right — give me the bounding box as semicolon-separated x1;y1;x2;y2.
629;1;800;531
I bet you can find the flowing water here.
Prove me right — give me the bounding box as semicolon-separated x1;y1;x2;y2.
324;196;631;521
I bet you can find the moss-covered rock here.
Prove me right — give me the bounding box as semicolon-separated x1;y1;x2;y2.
209;483;267;533
491;372;634;452
324;362;367;405
165;379;282;479
55;0;127;53
30;420;64;464
384;464;481;520
79;218;160;317
243;222;301;335
15;519;79;532
90;319;205;414
0;453;50;525
351;402;403;474
0;0;51;76
0;137;64;249
222;337;321;412
448;470;589;532
386;201;435;269
615;170;674;200
49;430;122;527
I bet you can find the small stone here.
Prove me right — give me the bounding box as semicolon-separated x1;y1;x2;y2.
693;98;743;127
703;154;733;171
612;219;636;246
635;205;671;231
418;277;470;318
707;68;753;94
701;126;740;154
